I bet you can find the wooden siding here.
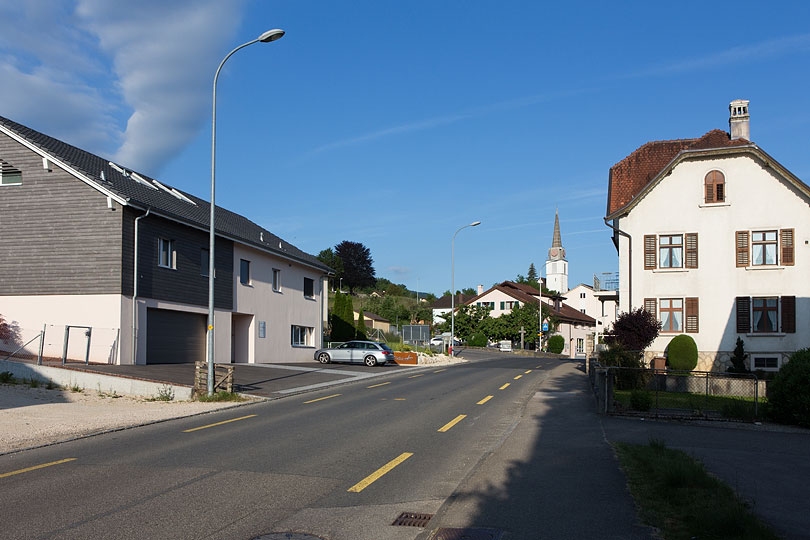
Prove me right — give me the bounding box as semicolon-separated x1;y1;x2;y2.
0;133;123;295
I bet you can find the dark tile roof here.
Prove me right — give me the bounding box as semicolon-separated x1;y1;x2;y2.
607;129;750;216
429;294;476;309
0;115;331;273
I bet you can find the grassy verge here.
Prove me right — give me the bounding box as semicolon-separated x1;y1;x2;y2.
614;440;780;540
614;389;764;420
195;391;247;402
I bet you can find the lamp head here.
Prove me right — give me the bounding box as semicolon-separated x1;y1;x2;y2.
470;221;481;227
258;29;285;42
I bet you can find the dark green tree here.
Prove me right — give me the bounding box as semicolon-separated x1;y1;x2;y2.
527;263;539;287
335;241;376;293
728;337;749;373
461;287;476;296
356;310;368;339
317;248;344;291
330;291;355;341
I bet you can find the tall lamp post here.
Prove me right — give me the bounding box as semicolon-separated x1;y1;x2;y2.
207;28;285;396
450;221;481;356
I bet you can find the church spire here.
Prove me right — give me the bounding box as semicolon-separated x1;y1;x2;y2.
545;208;569;294
548;209;565;261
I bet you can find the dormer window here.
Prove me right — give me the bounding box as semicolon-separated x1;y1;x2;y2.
704;170;725;203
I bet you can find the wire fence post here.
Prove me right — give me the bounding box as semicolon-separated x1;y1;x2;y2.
37;324;46;365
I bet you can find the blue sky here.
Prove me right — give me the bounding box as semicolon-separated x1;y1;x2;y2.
2;1;809;296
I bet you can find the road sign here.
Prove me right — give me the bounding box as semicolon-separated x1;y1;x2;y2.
542;322;549;332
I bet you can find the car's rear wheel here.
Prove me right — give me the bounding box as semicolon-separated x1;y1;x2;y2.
317;352;331;364
364;355;377;367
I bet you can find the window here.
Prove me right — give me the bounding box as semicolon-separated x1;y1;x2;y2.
272;268;281;291
291;325;313;347
752;297;778;333
580;292;586;299
736;229;794;267
753;356;780;370
258;321;266;338
500;301;518;310
737;296;795;334
0;160;22;186
304;277;314;298
659;298;683;333
158;238;175;269
476;301;494;310
576;338;584;353
201;249;209;277
752;231;777;266
704;170;725;203
659;235;683;268
240;259;251;285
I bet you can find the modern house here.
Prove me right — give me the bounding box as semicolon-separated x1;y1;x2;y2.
605;100;809;371
463;280;596;356
567;274;619;339
0;115;331;365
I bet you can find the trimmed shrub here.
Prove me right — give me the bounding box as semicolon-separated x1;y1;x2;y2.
547;334;565;354
630;389;652;411
469;332;487;347
727;337;749;373
667;334;698;371
768;348;810;428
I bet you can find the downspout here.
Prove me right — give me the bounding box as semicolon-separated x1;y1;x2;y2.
603;216;632;308
132;208;150;364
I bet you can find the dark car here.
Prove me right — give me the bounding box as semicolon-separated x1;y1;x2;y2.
314;340;395;366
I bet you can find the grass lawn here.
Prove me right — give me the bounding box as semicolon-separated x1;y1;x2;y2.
614;389;764;420
614;440;781;540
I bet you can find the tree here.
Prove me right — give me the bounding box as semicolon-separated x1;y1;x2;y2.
335;241;375;293
728;337;749;373
330;291;355;341
604;308;661;353
527;263;539;289
461;287;476;296
317;248;343;291
442;290;452;297
356;310;368;339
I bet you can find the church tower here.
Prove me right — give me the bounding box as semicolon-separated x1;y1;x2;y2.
545;209;568;294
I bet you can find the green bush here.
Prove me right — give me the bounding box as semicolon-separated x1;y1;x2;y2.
547;334;565;354
599;344;649;390
667;334;698;371
768;348;810;428
469;332;487;347
0;371;14;384
630;389;652;411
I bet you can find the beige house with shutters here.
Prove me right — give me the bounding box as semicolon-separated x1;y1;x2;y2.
605;100;809;371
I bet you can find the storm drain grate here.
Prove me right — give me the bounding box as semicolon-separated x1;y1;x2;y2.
391;512;434;527
432;527;504;540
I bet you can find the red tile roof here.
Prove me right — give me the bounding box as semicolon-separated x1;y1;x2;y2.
607;130;750;216
462;281;596;326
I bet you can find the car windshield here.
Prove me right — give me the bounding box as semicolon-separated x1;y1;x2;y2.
380;344;393;352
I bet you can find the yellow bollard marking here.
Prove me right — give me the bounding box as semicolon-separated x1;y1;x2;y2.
438;414;467;432
183;414;256;432
0;458;77;479
347;452;413;492
304;394;341;404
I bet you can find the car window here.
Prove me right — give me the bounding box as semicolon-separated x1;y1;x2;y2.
361;343;374;350
337;343;349;349
380;344;393;352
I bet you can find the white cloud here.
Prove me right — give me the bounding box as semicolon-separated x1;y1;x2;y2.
0;1;247;175
387;266;411;276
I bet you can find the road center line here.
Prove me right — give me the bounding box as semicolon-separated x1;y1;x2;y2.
514;374;523;380
408;374;424;378
367;381;391;388
535;365;542;369
304;393;341;404
477;395;494;405
433;369;447;373
525;370;532;374
499;383;510;390
0;458;77;479
347;452;414;493
438;414;467;432
183;415;257;432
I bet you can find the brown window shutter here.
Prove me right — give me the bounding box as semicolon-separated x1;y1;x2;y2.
685;297;699;333
780;229;794;266
685;233;698;268
644;298;657;319
736;296;750;333
644;235;657;270
781;296;796;333
705;182;714;203
735;231;749;267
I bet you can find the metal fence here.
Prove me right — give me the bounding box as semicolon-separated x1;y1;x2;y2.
589;359;764;420
0;324;121;365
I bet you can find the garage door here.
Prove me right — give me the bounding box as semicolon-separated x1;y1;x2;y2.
146;308;206;364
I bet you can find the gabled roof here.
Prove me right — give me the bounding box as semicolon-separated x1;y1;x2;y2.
354;311;390;323
429;294;476;309
0;115;331;273
606;129;751;217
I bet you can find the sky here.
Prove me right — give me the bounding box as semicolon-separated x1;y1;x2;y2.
1;1;809;296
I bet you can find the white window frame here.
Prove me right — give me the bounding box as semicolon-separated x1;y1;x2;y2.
291;325;313;347
158;238;175;269
751;355;781;371
0;171;22;186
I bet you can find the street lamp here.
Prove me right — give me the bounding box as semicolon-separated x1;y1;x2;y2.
450;221;481;356
207;28;285;395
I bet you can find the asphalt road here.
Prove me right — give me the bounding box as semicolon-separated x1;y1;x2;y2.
0;350;560;540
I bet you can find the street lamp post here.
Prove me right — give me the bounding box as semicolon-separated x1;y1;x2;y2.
207;28;285;396
450;221;481;356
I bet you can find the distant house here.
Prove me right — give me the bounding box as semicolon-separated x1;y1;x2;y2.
567;277;618;339
462;281;596;356
353;311;391;333
429;293;476;325
0;115;331;365
606;100;809;371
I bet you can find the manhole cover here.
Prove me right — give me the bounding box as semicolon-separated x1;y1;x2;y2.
392;511;434;527
432;527;504;540
252;534;325;540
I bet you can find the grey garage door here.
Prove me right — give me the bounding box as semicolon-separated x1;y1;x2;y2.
146;308;206;364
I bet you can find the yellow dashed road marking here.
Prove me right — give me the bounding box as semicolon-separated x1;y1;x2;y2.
438;414;467;432
499;383;510;390
525;370;532;374
367;382;391;388
0;458;77;479
514;375;523;380
434;369;447;373
408;374;424;378
347;452;413;492
304;394;341;404
477;395;494;405
183;415;257;432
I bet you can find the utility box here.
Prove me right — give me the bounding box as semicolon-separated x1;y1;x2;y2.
652;356;666;371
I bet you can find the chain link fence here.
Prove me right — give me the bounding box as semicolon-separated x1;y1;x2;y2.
589;358;765;421
1;324;120;365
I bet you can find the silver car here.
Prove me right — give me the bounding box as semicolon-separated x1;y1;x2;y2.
314;340;394;367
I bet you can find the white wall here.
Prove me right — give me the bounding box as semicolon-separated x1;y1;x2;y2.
233;244;325;363
568;284;617;336
617;152;810;369
470;289;534;318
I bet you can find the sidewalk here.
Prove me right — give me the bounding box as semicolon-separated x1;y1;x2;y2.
421;361;653;539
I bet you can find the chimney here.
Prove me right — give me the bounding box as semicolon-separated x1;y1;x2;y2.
477;284;484;295
729;99;750;141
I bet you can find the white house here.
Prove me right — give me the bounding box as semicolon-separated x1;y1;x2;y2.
568;280;618;339
606;100;809;371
